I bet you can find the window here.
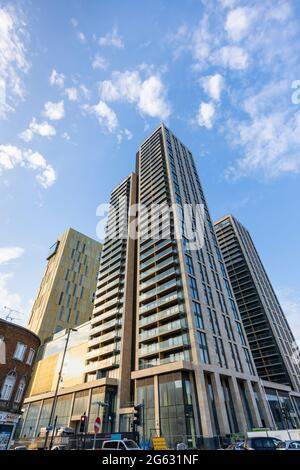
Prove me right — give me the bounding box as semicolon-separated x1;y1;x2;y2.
58;292;64;305
14;378;26;403
236;322;246;346
244;348;255;375
189;276;199;300
192;301;204;329
26;348;35;365
1;371;16;400
198;332;209;364
185;255;194;275
14;342;27;361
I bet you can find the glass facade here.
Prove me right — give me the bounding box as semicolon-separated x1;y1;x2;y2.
158;372;196;449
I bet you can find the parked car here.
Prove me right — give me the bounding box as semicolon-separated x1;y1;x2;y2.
243;436;282;450
101;439;140;450
222;442;245;450
277;440;300;450
51;445;68;450
13;446;28;450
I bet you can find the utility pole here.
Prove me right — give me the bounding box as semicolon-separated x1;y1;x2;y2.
44;328;77;449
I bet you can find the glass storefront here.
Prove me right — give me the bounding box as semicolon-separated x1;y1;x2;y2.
159;372;197;448
136;377;155;440
36;398;53;435
21;401;42;438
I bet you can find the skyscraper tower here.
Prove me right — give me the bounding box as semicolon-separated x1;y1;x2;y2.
132;124;272;447
86;173;138;413
214;215;300;392
27;228;102;343
86;125;273;447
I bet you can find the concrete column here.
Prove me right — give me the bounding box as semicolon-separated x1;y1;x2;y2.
244;380;262;427
154;375;160;437
228;377;247;433
193;370;213;438
255;381;274;429
211;373;231;435
189;371;201;437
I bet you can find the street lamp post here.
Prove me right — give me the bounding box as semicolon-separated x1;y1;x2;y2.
92;401;108;450
44;327;77;449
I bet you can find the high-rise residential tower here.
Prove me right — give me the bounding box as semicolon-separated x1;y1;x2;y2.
86;125;273;447
131;124;273;447
214;215;300;392
27;228;102;343
85;173;138;419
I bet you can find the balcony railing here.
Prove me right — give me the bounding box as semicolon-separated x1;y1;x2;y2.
139;304;185;327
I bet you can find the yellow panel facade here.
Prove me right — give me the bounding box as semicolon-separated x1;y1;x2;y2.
27;228;102;343
26;321;90;397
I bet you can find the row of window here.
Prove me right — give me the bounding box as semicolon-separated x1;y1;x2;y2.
1;371;27;404
14;342;35;364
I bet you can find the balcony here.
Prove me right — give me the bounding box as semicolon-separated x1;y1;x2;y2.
93;296;123;315
139;292;182;315
139;304;185;327
88;330;119;346
139;319;187;341
139;333;189;357
86;342;121;360
139;255;176;280
139;350;190;369
85;356;120;373
139;267;177;292
139;279;178;302
91;308;123;326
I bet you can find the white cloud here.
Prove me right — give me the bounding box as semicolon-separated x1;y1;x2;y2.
19;118;56;142
92;54;109;70
197;102;215;129
70;17;78;28
201;73;224;101
82;100;118;133
77;31;86;43
49;69;65;88
99;70;170;119
65;87;79;102
0;5;30;118
0;247;24;265
217;46;248;70
0;272;22;313
0;144;56;188
225;81;300;179
117;128;133;143
62;132;70;141
226;110;300;179
98;26;124;48
124;129;133;140
64;85;90;102
43;100;65;120
225;7;252;41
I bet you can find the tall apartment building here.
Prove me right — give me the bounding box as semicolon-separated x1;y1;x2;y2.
27;228;102;343
214;215;300;393
86;174;138;417
86;125;274;448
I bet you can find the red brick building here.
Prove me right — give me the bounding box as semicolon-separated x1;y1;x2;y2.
0;319;40;449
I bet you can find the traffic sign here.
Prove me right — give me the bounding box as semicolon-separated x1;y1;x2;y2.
94;417;101;434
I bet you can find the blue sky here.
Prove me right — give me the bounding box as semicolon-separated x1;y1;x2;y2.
0;0;300;342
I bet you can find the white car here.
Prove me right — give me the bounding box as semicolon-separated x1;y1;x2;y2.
101;439;140;450
277;440;300;450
